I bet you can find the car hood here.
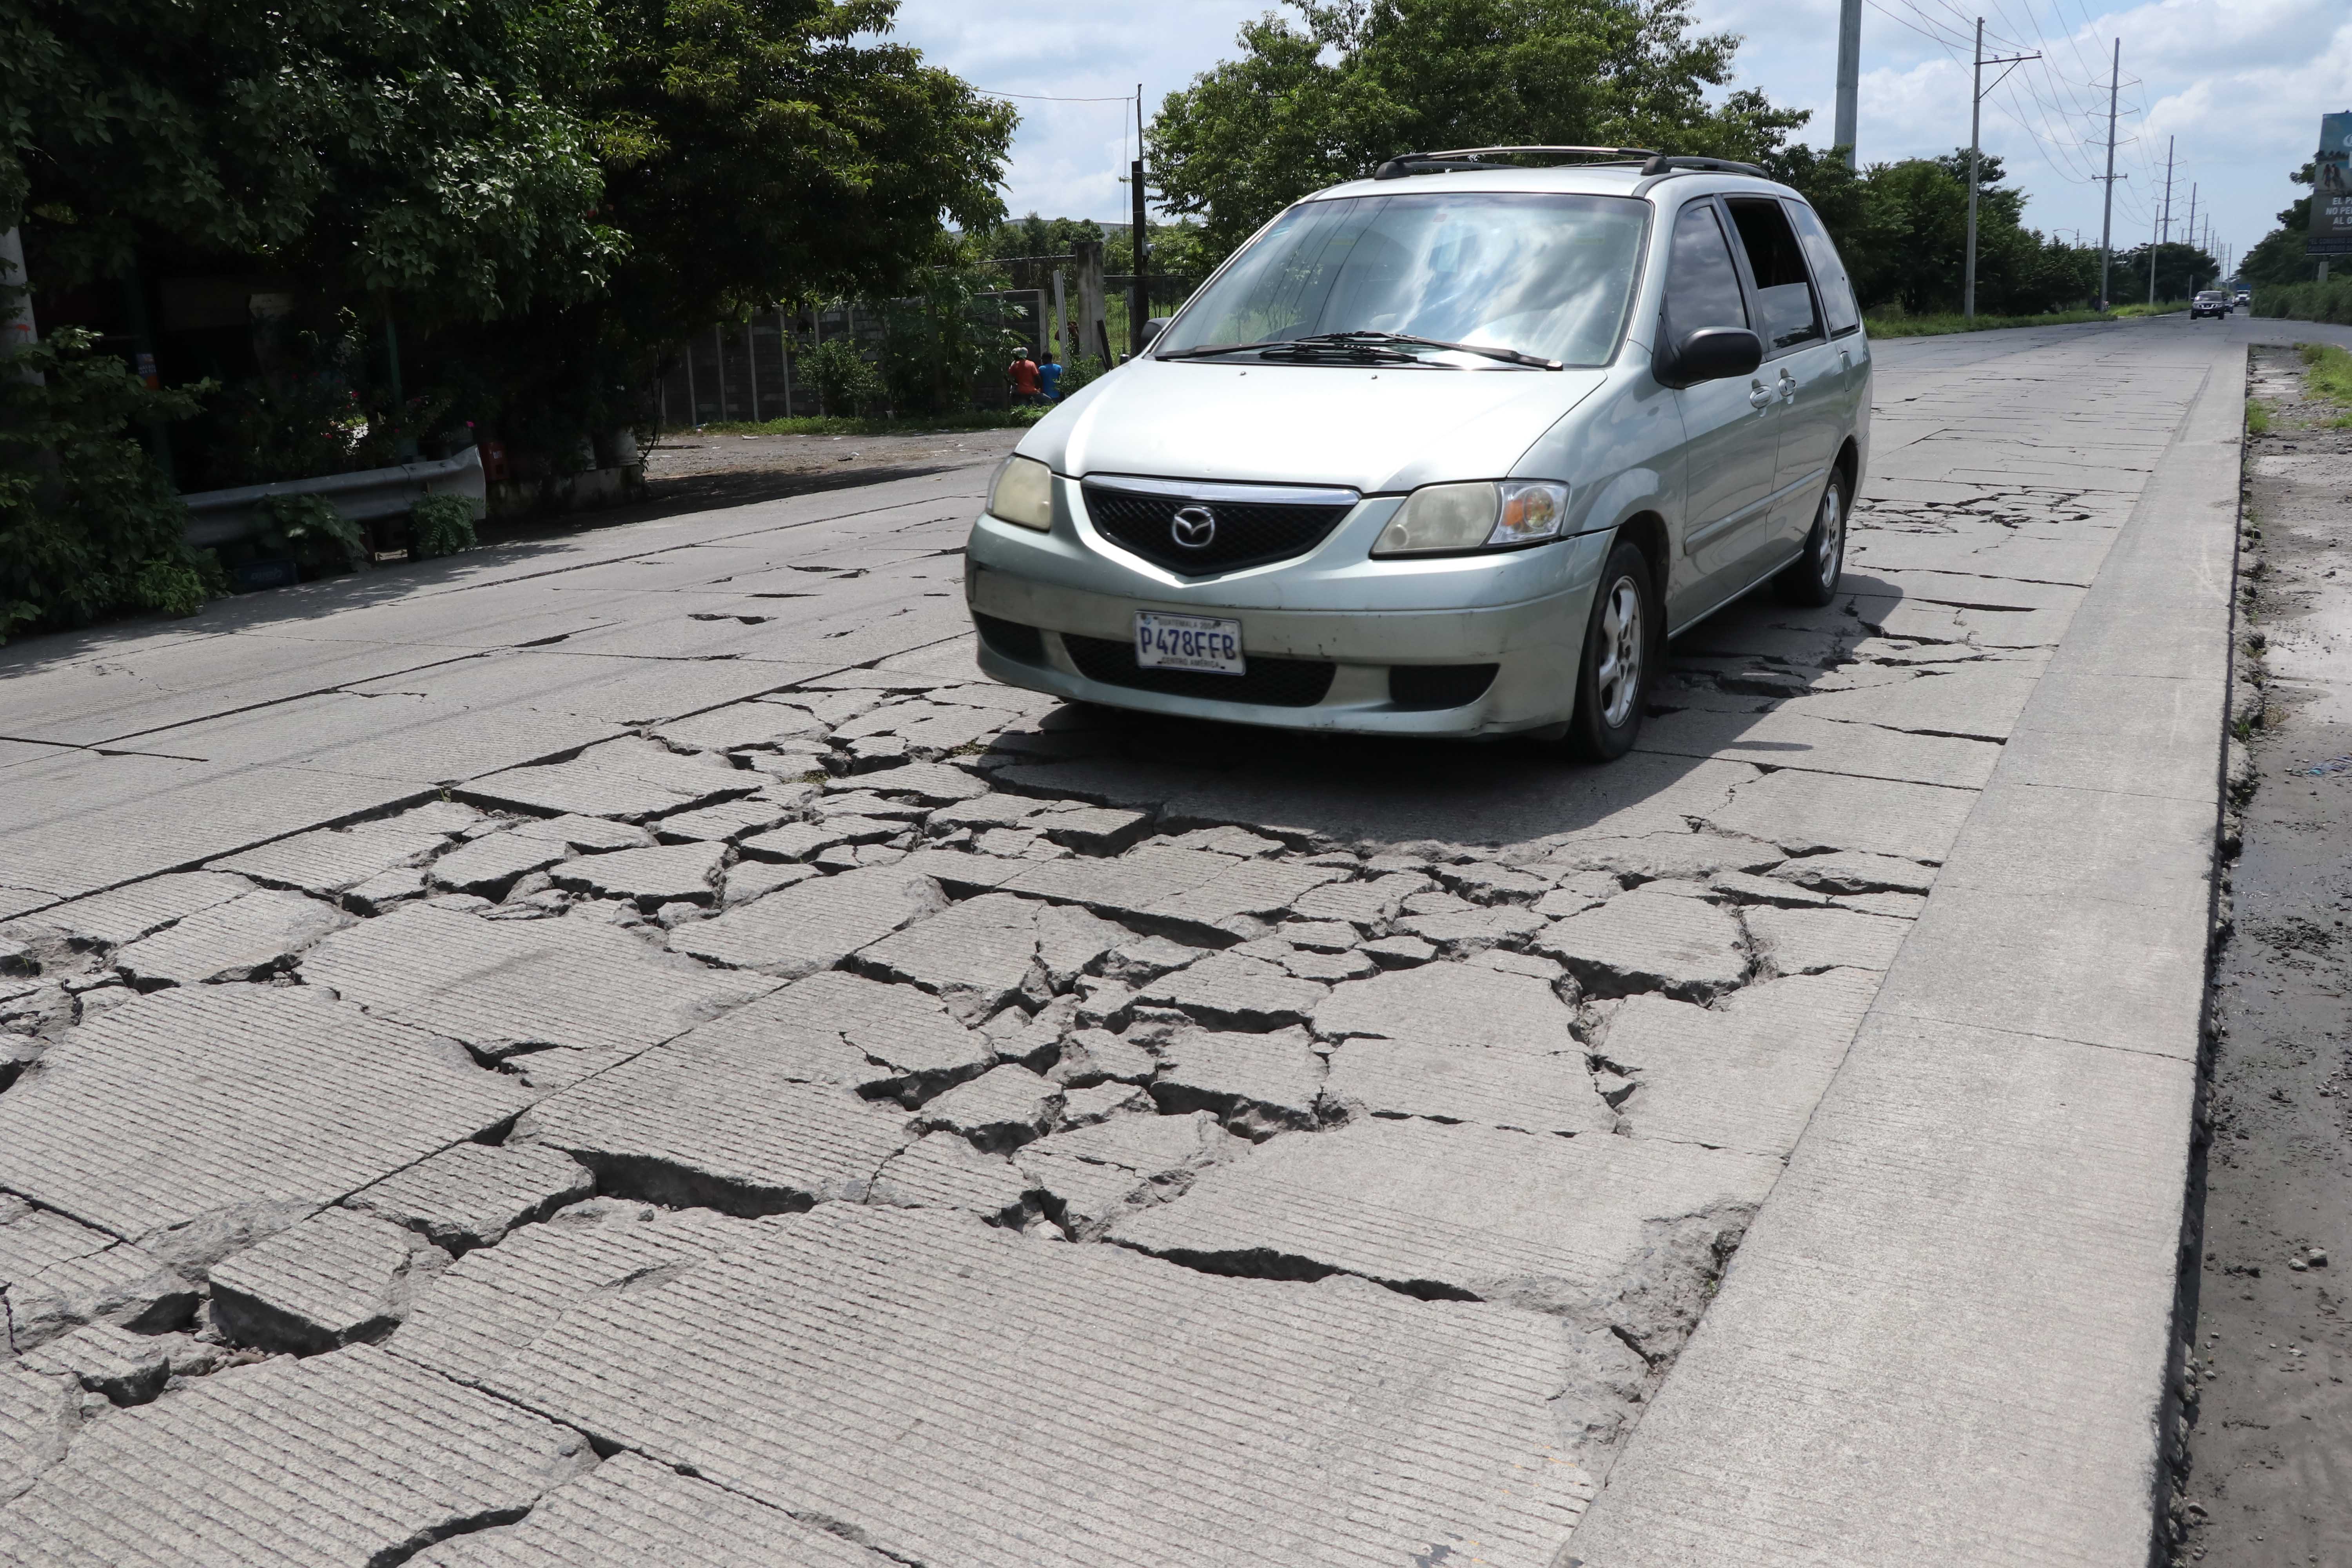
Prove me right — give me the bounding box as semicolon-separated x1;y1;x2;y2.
1018;358;1609;494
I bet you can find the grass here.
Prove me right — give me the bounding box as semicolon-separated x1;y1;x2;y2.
689;407;1051;439
2299;342;2352;424
1864;305;2178;338
2247;399;2272;436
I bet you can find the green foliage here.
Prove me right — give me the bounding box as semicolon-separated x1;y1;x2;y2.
255;492;367;573
2246;399;2271;436
1862;308;2121;338
1056;357;1108;399
1150;0;1802;259
1837;151;2104;316
2254;280;2352;327
870;240;1023;417
804;338;884;418
2103;240;2223;306
977;214;1108;261
409;493;478;557
0;325;217;642
2240;162;2331;289
2300;341;2352;409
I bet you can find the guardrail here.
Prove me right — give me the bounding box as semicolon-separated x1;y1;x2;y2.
178;445;487;548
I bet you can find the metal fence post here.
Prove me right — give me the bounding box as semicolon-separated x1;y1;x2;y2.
745;320;760;423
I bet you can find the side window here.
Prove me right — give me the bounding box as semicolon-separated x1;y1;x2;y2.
1786;200;1862;337
1661;201;1748;350
1725;198;1824;353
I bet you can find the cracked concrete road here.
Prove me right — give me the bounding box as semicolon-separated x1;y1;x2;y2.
0;316;2269;1565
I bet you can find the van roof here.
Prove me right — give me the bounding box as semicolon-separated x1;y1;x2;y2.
1308;162;1802;205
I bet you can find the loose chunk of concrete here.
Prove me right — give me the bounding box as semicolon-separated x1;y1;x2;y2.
346;1143;595;1252
1291;871;1432;928
1111;1117;1778;1321
650;794;799;843
1711;870;1835;908
427;830;571;897
1534;889;1748;1000
1436;863;1550;903
1151;1025;1324;1136
510;813;655;851
913;1064;1062;1152
1270;944;1377;982
464;735;755;820
479;1207;1597;1568
1747;905;1912;975
113;887;347;987
0;988;527;1256
304;902;772;1069
209;1207;446;1355
853;892;1054;1020
718;858;819;907
391;1203;772;1385
0;1345;593;1565
764;969;996;1098
853;761;990;804
998;846;1347;944
1534;830;1782;883
18;1322;171;1406
1058;1080;1153;1127
1050;1027;1158;1087
0;1199;194;1350
209;804;479;895
867;1134;1035;1225
2;871;251;949
1363;934;1436;968
1314;960;1574;1051
1395;904;1547;955
344;865;428;914
1598;969;1878;1157
547;841;726;909
407;1450;896;1567
668;864;945;978
1137;953;1327;1031
1326;1036;1614;1136
1017;1110;1235;1238
1770;850;1938;896
0;1365;78;1503
1097;933;1209;985
737;818;892;862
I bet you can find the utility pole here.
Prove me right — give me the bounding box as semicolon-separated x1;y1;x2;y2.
1834;0;1863;167
2151;135;2174;305
2185;183;2198;289
0;226;37;384
1965;18;2040;320
1129;84;1147;358
2096;38;2122;310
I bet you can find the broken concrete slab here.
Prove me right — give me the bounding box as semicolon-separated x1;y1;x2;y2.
0;1199;193;1351
482;1206;1598;1568
851;892;1054;1020
1049;1027;1158;1087
113;887;348;987
757;969;996;1099
345;1143;594;1252
509;813;654;852
912;1064;1062;1152
1394;904;1547;955
1136;953;1327;1031
390;1203;773;1386
666;863;944;978
1150;1025;1324;1137
1314;959;1574;1051
846;760;990;804
717;858;818;907
0;987;527;1256
0;1365;76;1504
1533;830;1783;883
1708;768;1978;864
1770;850;1938;895
1599;970;1879;1158
1110;1116;1778;1325
1325;1036;1613;1136
0;871;253;949
206;1205;446;1356
546;842;726;909
1290;871;1432;928
996;846;1347;945
0;1345;593;1564
866;1133;1034;1225
1534;889;1747;1001
461;735;756;820
426;829;573;897
17;1322;171;1406
1058;1080;1152;1127
208;803;480;896
647;793;800;844
407;1450;897;1568
304;902;773;1068
1748;904;1912;976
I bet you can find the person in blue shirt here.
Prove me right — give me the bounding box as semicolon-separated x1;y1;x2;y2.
1037;352;1064;402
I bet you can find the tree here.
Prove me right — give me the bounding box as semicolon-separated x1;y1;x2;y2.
2241;162;2329;289
1150;0;1809;261
2107;241;2221;305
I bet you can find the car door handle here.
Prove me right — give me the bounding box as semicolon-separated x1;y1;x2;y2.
1748;383;1774;409
1776;373;1797;401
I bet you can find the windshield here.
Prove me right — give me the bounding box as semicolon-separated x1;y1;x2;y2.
1157;191;1649;368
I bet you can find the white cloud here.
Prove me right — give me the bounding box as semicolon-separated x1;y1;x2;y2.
889;0;2352;259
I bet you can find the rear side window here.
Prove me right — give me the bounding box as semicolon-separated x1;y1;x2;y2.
1661;202;1748;350
1785;201;1861;337
1725;198;1823;352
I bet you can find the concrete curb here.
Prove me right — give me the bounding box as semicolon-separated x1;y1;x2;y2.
1566;346;2245;1567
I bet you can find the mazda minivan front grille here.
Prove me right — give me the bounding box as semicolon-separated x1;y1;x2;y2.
1081;480;1355;575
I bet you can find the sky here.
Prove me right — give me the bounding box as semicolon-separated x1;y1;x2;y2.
891;0;2352;271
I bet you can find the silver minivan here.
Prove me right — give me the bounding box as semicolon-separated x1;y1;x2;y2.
965;148;1870;760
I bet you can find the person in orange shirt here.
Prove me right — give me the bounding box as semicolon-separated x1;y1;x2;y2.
1007;348;1041;405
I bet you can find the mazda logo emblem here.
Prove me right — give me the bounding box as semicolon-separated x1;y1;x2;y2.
1170;505;1217;549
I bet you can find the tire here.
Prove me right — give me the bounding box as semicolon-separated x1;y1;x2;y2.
1774;471;1847;607
1561;538;1657;763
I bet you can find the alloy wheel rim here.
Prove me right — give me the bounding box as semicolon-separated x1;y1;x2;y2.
1818;485;1845;592
1595;576;1643;729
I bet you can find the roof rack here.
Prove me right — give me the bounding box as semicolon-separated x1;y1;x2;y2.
1372;145;1657;181
1637;155;1769;178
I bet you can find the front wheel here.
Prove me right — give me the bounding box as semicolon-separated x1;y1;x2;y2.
1559;538;1656;762
1774;472;1847;607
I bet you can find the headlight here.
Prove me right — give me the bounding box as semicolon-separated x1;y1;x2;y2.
1372;480;1570;556
988;455;1053;531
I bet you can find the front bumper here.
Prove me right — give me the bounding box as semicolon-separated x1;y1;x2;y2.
963;483;1615;737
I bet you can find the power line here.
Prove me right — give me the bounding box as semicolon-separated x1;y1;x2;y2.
971;89;1138;103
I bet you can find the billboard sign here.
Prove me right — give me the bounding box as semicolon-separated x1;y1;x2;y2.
2314;111;2352;256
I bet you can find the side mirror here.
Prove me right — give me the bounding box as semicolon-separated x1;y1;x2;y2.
1659;327;1763;388
1140;317;1170;347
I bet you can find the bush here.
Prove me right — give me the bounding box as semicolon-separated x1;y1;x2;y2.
803;338;884;418
1056;356;1107;398
255;492;367;574
2255;279;2352;327
409;493;478;558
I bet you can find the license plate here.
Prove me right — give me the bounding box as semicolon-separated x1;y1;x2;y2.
1133;612;1245;675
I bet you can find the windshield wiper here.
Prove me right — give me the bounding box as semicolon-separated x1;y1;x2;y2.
1154;339;1286;361
1288;330;1564;370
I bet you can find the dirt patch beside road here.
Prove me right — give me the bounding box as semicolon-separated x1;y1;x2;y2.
644;426;1023;490
2175;345;2352;1565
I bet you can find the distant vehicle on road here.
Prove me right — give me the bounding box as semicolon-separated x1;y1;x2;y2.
2236;289;2252;307
966;148;1871;761
2191;290;2232;319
